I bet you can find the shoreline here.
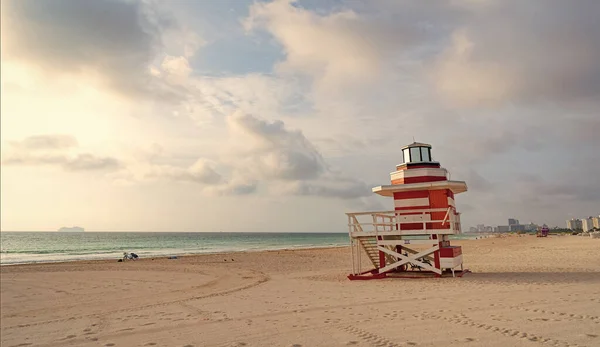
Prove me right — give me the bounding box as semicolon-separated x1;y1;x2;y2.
0;232;488;267
0;244;351;267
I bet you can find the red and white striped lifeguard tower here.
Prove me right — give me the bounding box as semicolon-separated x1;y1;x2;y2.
347;141;469;279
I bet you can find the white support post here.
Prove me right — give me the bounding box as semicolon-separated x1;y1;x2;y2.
349;215;355;275
357;237;361;274
373;214;378;233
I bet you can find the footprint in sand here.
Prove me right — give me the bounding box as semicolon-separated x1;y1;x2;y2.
105;344;116;347
144;343;157;346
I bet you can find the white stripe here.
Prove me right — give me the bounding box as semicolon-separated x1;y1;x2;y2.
447;197;455;207
394;197;430;208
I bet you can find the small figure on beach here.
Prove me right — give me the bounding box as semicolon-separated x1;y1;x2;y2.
123;252;139;261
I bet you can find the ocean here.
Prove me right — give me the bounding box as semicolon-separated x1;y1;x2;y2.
0;232;482;265
0;232;350;265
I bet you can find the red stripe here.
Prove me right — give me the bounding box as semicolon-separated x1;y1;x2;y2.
392;176;447;185
429;189;451;229
393;191;429;199
396;163;441;171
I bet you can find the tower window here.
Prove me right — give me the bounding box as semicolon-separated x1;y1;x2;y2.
402;148;410;163
410;147;421;162
420;147;430;161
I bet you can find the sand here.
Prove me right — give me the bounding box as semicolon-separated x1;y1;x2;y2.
1;235;599;347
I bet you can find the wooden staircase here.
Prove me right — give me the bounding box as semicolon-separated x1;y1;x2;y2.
357;236;379;268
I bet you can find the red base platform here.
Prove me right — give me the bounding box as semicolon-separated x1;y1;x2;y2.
347;269;471;280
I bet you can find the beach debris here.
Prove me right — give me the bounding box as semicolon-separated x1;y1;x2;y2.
168;256;178;259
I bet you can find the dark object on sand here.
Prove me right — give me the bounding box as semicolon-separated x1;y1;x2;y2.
118;259;123;262
131;253;139;259
168;256;177;259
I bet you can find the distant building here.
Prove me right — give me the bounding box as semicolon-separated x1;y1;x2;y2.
469;227;478;233
566;218;582;230
484;226;494;232
592;216;600;229
508;218;519;226
525;223;538;231
509;224;525;232
582;217;594;231
497;225;510;232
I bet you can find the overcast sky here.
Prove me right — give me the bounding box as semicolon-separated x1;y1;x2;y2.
1;0;599;232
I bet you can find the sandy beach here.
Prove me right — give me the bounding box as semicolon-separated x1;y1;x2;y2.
1;235;599;347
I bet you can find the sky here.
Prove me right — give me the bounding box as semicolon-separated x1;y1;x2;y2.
1;0;599;232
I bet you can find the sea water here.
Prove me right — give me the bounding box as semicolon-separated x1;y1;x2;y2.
0;232;350;265
0;231;481;265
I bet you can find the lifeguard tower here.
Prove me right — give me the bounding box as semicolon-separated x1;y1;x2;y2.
347;142;468;279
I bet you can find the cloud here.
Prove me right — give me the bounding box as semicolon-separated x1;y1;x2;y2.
240;0;468;120
432;0;600;107
8;135;78;150
3;152;122;172
203;179;258;196
466;170;492;192
1;0;200;102
135;111;371;199
224;112;372;199
513;172;600;206
275;176;370;200
226;112;326;180
146;159;222;185
2;135;122;171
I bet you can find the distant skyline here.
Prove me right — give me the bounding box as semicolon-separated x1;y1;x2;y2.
2;0;599;232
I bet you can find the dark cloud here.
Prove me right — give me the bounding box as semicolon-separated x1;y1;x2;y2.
433;0;600;107
229;112;327;181
1;0;179;100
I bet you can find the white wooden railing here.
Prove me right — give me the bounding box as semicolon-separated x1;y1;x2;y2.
346;207;462;237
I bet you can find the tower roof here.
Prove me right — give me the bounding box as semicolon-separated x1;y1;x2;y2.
400;142;432;150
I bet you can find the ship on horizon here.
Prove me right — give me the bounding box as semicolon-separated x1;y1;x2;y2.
57;226;85;232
